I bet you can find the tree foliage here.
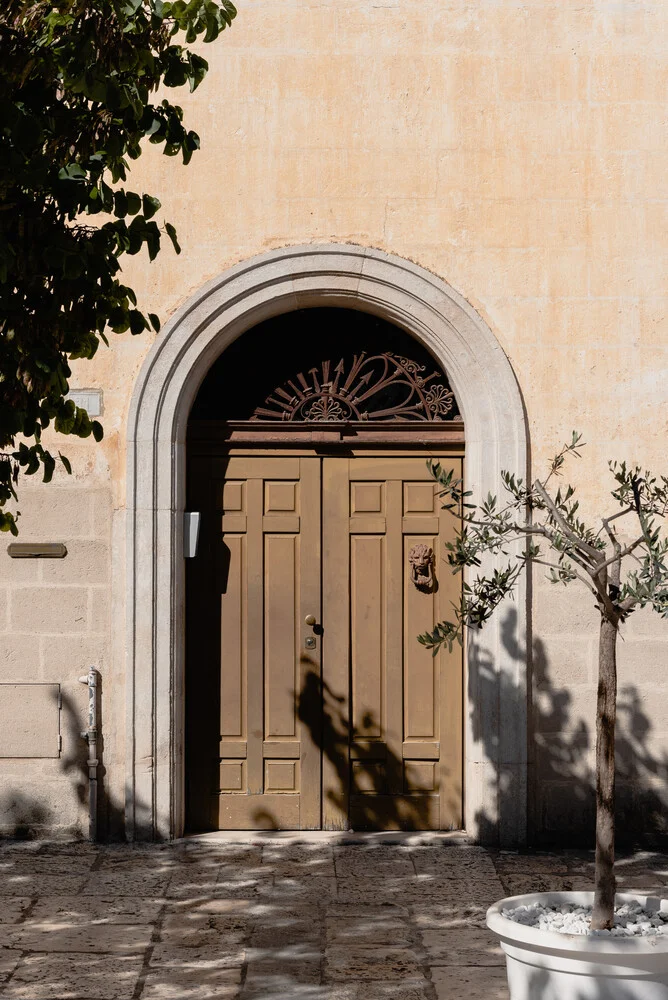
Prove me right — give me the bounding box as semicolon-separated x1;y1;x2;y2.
0;0;236;533
420;434;668;930
420;434;668;653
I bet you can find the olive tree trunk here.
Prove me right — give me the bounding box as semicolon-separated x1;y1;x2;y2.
590;614;619;931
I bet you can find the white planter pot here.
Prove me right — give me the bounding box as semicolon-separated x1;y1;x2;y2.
487;891;668;1000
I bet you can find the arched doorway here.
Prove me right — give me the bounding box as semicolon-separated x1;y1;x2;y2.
184;308;465;832
124;244;528;844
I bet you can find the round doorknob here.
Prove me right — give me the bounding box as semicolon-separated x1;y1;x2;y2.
304;614;317;626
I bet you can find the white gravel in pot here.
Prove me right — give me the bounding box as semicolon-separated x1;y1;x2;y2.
502;900;668;937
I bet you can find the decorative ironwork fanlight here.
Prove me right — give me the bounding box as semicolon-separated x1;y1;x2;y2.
251;352;459;422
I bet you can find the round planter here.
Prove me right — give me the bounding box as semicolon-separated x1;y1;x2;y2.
487;891;668;1000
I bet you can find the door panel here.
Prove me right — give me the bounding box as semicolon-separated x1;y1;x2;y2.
323;456;462;831
186;455;321;831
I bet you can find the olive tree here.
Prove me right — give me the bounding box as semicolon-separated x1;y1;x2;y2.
420;434;668;930
0;0;236;533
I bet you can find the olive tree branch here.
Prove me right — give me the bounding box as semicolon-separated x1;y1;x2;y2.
596;537;645;578
527;557;600;598
534;480;602;563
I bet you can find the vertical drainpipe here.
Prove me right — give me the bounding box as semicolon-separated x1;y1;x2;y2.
78;668;99;841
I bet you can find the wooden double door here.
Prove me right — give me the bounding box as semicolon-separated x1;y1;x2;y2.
185;450;463;832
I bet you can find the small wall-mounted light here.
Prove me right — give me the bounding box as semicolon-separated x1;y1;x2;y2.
184;512;201;558
7;543;67;559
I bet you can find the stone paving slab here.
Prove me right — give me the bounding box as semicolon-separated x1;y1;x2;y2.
432;965;509;999
0;901;30;926
422;926;504;966
29;895;165;924
0;949;21;981
0;952;144;999
0;837;665;999
6;922;154;955
141;965;241;1000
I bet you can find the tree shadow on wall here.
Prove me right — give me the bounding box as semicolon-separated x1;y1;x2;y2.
472;606;668;849
0;677;132;842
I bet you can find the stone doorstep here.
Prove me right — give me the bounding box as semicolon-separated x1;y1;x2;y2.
185;831;472;845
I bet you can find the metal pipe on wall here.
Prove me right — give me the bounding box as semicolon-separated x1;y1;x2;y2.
78;668;99;841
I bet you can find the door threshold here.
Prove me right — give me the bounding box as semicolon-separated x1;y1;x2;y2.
180;829;472;845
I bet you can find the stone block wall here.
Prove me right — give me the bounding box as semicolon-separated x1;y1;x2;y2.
0;487;113;838
1;0;668;843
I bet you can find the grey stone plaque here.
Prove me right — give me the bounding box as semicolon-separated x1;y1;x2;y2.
67;389;103;417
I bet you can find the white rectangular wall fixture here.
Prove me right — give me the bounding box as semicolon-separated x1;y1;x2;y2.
0;684;61;758
67;389;103;417
184;511;201;558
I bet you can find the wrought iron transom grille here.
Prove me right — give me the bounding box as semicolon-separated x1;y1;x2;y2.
250;352;459;422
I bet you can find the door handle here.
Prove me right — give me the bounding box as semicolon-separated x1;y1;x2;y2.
304;614;317;626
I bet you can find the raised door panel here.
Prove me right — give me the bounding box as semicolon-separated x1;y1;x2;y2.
186;455;321;831
325;456;462;831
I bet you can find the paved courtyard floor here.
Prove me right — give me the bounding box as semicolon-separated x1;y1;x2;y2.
0;834;667;1000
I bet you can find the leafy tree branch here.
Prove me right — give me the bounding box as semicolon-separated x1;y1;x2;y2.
0;0;236;533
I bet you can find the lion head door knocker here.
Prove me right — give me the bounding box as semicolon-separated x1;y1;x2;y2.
408;543;435;593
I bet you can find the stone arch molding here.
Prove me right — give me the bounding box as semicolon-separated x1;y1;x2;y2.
125;243;529;843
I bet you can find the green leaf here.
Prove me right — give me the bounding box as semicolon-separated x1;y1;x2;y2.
58;163;87;180
129;309;147;334
59;453;72;475
114;190;128;218
189;53;208;91
100;181;114;212
126;191;142;215
149;313;161;332
42;453;56;484
92;421;104;443
165;222;181;254
142;194;161;219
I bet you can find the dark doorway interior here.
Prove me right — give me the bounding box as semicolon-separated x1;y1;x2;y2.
189;306;457;422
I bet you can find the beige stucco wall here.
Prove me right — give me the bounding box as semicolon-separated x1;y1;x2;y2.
1;0;667;840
